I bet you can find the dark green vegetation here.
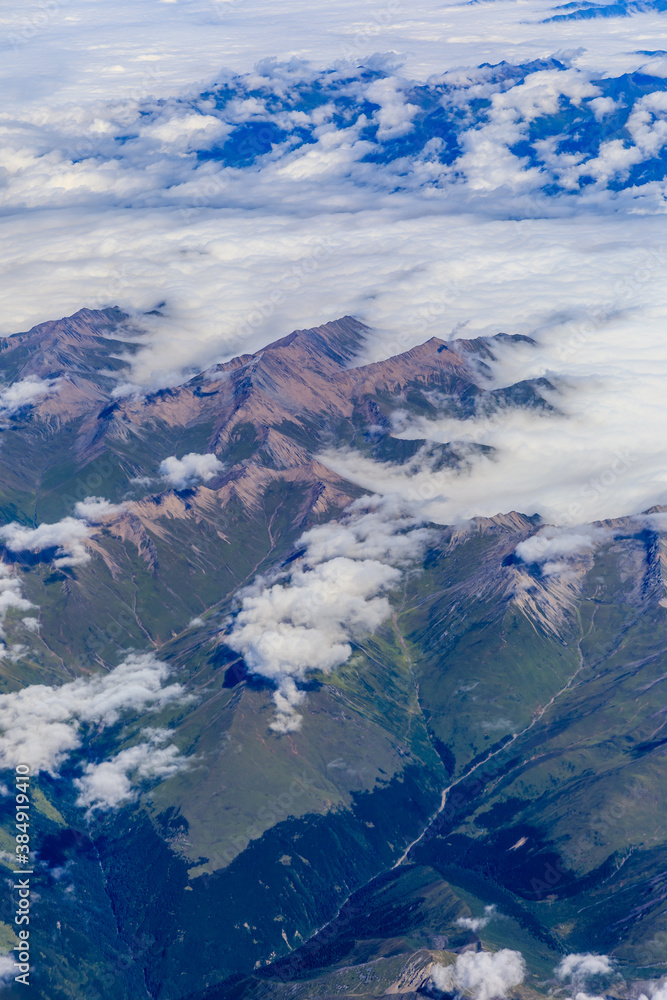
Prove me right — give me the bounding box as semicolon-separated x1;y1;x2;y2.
0;310;664;999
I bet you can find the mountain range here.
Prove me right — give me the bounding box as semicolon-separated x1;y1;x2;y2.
0;309;665;1000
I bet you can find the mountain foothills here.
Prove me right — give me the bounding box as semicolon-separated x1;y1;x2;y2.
0;309;665;1000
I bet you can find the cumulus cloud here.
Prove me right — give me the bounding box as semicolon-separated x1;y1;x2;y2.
0;652;183;773
226;497;433;731
556;954;613;980
0;564;34;638
457;904;498;931
0;517;93;568
556;954;615;999
0;376;58;417
365;76;419;139
159;452;224;489
514;525;607;575
74;496;126;521
432;949;526;1000
74;728;187;812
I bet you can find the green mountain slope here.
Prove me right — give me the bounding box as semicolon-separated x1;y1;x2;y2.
0;311;663;999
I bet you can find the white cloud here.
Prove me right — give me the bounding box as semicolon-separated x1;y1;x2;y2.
432;949;526;1000
226;497;433;731
74;728;187;812
0;563;34;637
1;0;664;121
556;954;615;997
0;652;183;773
514;525;607;574
589;96;618;120
159;452;224;489
365;76;419;139
0;516;93;568
0;954;16;984
638;980;667;1000
4;160;667;540
0;376;58;417
141;111;231;152
556;954;613;980
457;904;498;931
2;1;667;547
74;496;126;521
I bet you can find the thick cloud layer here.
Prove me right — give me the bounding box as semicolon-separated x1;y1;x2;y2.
226;497;433;731
432;949;526;1000
3;1;667;533
3;0;666;113
0;653;183;773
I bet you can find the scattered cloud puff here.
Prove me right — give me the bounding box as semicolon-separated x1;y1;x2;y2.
0;652;183;773
556;954;613;981
432;949;526;1000
74;496;126;521
227;497;433;732
0;376;59;417
0;564;34;639
0;499;129;572
74;728;186;813
0;954;16;984
456;904;498;932
159;452;224;489
0;516;93;568
556;953;616;1000
514;525;607;575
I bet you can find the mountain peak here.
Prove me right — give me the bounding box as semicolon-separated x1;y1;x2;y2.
0;307;132;383
262;315;369;368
